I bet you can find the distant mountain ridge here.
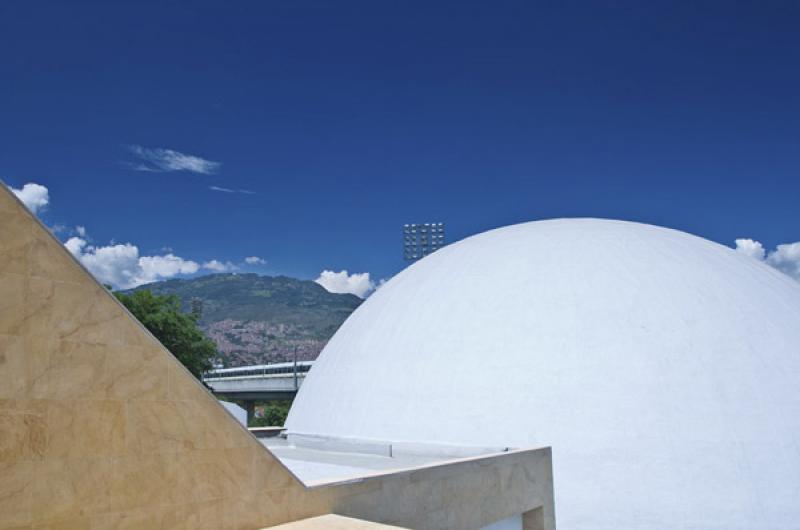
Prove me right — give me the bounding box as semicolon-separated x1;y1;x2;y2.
127;273;361;366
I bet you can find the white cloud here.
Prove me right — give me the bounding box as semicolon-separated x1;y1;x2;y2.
65;236;240;288
140;254;200;281
126;145;220;174
315;269;375;298
203;259;238;272
209;185;256;195
65;237;202;289
64;236;88;256
7;183;231;289
245;256;266;265
10;182;49;214
734;239;765;261
735;238;800;281
766;242;800;281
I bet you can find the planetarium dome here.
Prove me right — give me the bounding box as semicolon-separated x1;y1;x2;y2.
286;219;800;530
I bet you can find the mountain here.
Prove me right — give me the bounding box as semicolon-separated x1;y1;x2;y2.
127;273;361;367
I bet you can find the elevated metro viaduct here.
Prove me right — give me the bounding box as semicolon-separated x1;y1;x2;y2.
203;361;313;423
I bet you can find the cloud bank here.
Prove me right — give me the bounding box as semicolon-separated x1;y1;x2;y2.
315;270;375;298
5;181;263;288
735;238;800;281
65;237;200;289
64;238;242;289
202;259;238;272
10;182;49;213
126;145;220;174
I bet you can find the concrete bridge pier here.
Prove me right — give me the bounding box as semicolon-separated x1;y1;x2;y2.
243;400;256;426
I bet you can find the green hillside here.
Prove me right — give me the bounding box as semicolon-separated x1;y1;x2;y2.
127;273;361;366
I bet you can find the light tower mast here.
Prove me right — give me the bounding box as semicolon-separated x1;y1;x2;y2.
403;223;445;261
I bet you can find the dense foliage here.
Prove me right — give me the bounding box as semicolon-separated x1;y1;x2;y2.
114;289;217;379
250;400;293;427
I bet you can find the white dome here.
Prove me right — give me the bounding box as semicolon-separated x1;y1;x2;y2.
286;219;800;530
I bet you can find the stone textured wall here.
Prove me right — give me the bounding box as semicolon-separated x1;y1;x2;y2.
0;184;305;529
0;184;553;530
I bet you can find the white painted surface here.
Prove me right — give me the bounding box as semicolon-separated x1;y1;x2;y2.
220;400;247;427
262;437;444;484
206;373;305;394
286;219;800;530
481;514;522;530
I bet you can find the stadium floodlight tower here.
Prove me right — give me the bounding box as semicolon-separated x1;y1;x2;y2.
403;222;445;261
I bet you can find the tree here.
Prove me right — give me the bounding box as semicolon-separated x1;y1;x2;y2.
249;400;293;427
114;289;216;379
190;297;203;321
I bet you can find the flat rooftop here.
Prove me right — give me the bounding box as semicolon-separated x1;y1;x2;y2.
262;437;452;485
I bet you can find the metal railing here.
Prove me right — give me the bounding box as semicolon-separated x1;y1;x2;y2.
202;360;314;381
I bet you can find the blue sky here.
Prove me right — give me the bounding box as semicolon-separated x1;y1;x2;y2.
2;1;799;294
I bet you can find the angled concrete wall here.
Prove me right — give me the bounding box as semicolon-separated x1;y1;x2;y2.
0;183;554;530
0;183;306;529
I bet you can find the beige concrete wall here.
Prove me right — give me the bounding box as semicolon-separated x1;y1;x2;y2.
0;183;554;530
323;447;554;529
